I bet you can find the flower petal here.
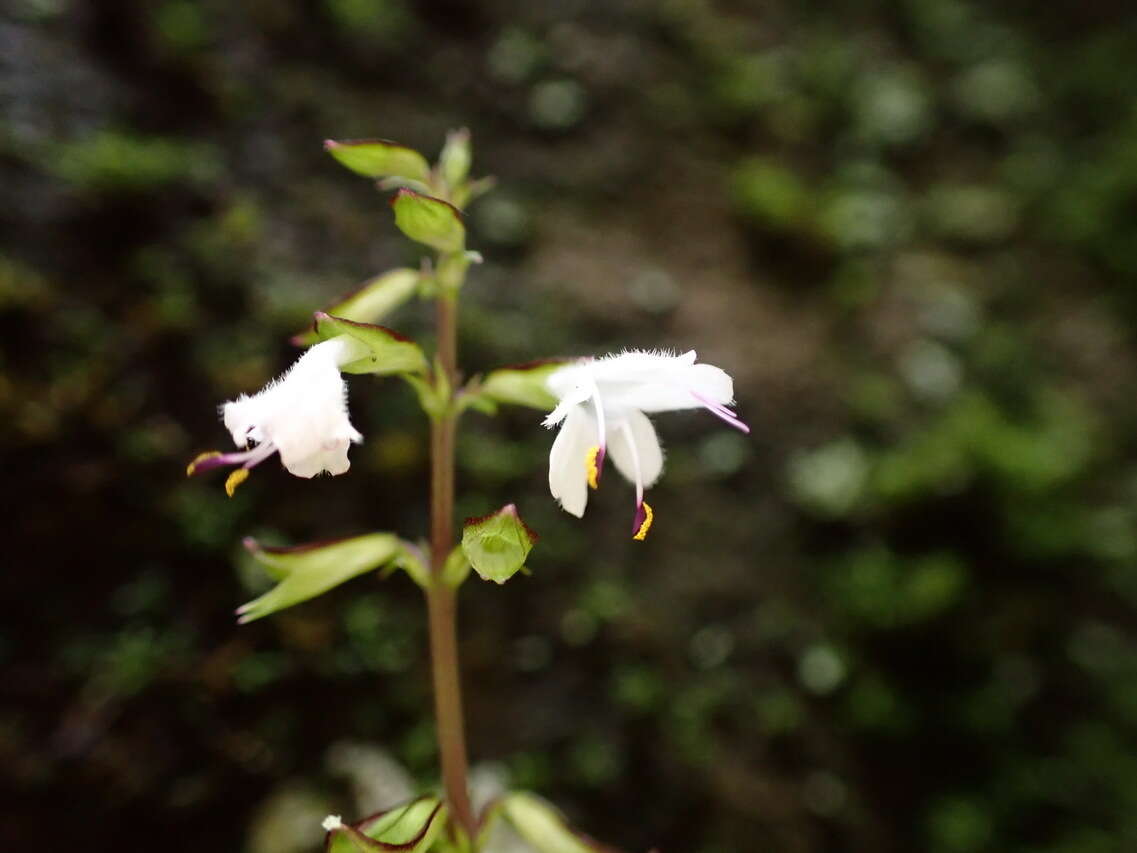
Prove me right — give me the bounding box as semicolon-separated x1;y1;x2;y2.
608;410;664;489
609;363;735;413
260;345;363;476
589;349;697;384
548;405;595;517
280;435;358;478
541;376;592;428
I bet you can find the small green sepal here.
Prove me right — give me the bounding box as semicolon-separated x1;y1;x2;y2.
292;269;421;346
477;359;573;411
324;797;446;853
313;313;429;376
238;533;401;623
461;504;537;585
391;188;466;253
500;793;605;853
324;138;431;183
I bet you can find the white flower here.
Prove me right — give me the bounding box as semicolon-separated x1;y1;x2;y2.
543;349;748;539
187;337;364;495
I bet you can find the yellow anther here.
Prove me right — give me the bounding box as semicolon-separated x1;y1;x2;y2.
186;450;222;476
225;468;249;497
633;502;654;541
585;445;601;490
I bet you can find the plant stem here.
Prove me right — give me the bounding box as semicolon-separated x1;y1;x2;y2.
426;291;476;836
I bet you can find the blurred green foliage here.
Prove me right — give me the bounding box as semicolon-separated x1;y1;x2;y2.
2;1;1137;852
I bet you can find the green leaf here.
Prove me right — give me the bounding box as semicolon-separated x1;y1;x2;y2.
442;546;471;587
292;269;421;346
239;533;401;623
391;189;466;253
312;313;428;376
324;138;431;183
454;175;496;209
392;543;430;589
461;504;537;585
439;127;472;190
436;250;481;291
501;793;600;853
476;360;572;411
401;373;446;420
325;798;447;853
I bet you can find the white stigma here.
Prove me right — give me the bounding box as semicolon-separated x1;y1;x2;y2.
322;815;344;831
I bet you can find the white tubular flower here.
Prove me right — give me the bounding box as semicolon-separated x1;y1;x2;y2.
187;337;365;495
543;349;749;539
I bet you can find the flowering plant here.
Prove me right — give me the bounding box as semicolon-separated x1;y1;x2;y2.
186;131;746;852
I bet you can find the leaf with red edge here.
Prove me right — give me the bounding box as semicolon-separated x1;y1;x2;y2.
324;797;446;853
324;138;431;183
391;189;465;253
312;312;428;376
293;269;421;346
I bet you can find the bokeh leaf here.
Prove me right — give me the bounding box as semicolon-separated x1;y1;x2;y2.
324;138;431;183
324;797;446;853
476;360;572;411
501;793;603;853
439;127;472;191
238;533;401;623
292;269;421;346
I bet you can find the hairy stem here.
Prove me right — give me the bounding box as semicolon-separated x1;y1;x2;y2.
426;291;475;836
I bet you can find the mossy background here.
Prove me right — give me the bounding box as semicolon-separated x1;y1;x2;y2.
3;1;1137;851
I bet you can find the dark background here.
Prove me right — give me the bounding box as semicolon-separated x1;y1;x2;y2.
3;0;1137;851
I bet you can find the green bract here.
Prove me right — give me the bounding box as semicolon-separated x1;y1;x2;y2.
476;360;571;411
461;504;537;584
325;797;447;853
391;189;466;253
501;793;599;853
238;533;401;623
293;269;421;346
313;313;429;376
324;138;431;183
